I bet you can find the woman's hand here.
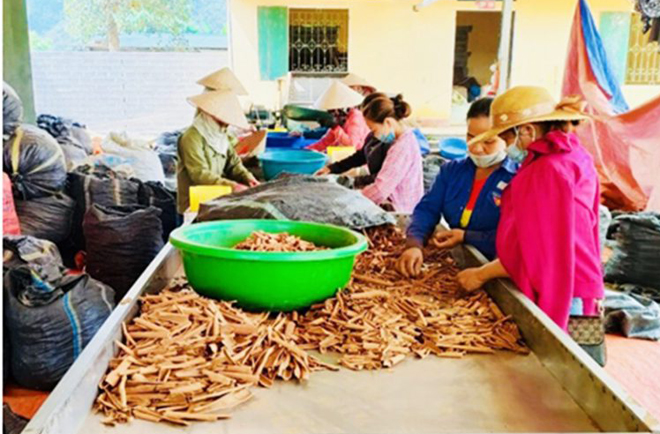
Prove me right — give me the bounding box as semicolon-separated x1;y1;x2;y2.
457;267;486;292
430;229;465;249
233;183;248;193
396;247;424;278
315;167;331;176
248;179;260;187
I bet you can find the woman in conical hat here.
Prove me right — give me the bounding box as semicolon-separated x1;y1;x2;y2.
197;67;248;95
455;86;605;363
341;73;376;97
176;90;259;214
306;81;371;153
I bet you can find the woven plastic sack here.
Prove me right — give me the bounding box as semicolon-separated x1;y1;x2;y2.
102;132;165;183
3;82;23;140
15;193;76;244
3;125;67;200
605;212;660;289
197;175;395;229
67;165;142;251
138;181;178;243
83;204;163;300
3;173;20;235
3;235;115;390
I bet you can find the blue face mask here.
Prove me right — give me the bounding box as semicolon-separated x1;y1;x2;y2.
377;129;396;144
505;128;529;163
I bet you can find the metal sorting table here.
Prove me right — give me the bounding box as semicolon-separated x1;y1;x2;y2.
23;238;660;433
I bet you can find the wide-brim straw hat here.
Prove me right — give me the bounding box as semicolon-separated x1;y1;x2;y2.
314;81;365;111
469;86;589;145
341;73;376;92
197;68;248;95
187;90;249;129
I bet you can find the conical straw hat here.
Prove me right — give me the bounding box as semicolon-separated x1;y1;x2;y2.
341;73;375;91
187;90;249;129
468;86;589;145
314;81;365;111
197;68;248;95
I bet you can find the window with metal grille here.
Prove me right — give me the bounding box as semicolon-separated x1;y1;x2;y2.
626;13;660;84
289;9;349;73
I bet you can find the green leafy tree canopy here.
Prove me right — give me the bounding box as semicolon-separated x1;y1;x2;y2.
64;0;194;50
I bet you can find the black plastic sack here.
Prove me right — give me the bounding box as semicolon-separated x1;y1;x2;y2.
37;114;93;159
604;289;660;341
2;235;115;390
3;82;23;140
605;212;660;290
197;175;395;229
83;204;163;300
4;271;115;390
15;193;76;244
138;181;177;242
3;125;67;200
3;235;63;274
67;165;142;251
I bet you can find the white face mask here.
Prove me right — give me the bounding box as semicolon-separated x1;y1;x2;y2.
505;127;532;164
468;149;507;168
193;112;230;155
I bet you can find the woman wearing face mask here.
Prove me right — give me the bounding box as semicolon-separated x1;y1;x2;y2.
315;92;399;188
456;87;604;359
177;90;259;214
306;81;370;153
358;93;423;213
397;98;517;277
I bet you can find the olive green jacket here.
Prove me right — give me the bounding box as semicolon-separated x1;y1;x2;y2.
176;126;255;213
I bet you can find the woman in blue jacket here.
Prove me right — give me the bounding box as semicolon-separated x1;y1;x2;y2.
397;98;517;277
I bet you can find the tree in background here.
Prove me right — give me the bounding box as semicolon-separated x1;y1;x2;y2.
63;0;194;50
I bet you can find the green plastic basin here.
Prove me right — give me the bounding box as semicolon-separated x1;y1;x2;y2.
169;220;368;311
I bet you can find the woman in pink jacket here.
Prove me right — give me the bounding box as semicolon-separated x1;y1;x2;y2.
359;93;423;214
457;86;605;364
306;81;371;153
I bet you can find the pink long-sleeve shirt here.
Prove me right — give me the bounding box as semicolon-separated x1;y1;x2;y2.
362;129;423;214
307;108;371;152
496;131;604;331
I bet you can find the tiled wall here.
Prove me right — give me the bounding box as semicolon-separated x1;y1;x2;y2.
30;50;229;137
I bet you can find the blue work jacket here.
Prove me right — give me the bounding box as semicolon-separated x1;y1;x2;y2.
407;157;518;259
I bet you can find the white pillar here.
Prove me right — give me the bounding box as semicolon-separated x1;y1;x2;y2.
497;0;515;92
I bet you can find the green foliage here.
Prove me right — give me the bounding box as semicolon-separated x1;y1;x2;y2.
63;0;194;46
28;30;54;51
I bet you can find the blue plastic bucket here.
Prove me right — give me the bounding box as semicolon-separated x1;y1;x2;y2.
439;137;468;160
258;150;328;180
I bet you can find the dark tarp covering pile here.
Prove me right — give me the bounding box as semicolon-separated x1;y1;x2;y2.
605;212;660;290
3;82;23;140
604;289;660;341
14;193;76;244
83;204;163;300
3;125;67;200
197;175;395;229
3;235;115;390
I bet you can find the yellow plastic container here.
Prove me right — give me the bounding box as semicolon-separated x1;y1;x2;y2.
189;185;232;212
327;146;355;163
